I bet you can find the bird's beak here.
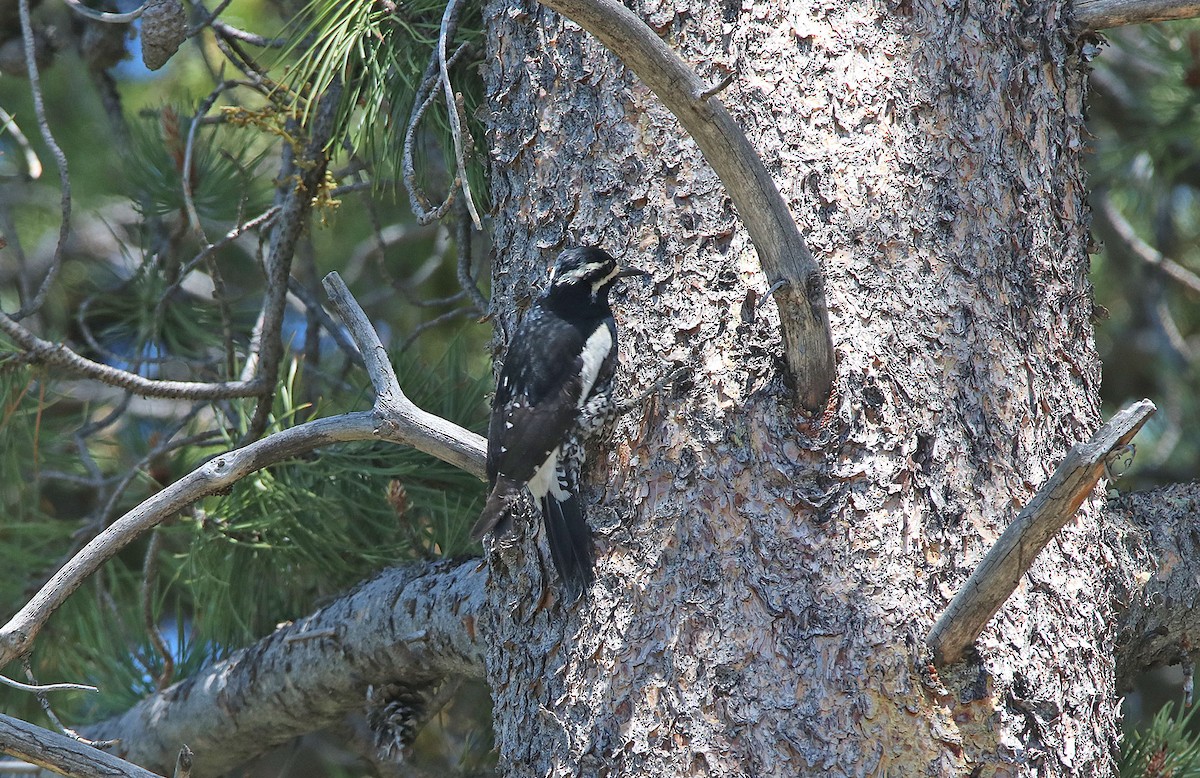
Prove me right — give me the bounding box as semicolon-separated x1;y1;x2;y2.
615;265;649;280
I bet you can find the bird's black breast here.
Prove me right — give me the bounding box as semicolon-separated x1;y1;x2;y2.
486;303;614;486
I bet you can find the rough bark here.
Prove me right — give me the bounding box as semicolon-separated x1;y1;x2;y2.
481;0;1133;775
1113;482;1200;684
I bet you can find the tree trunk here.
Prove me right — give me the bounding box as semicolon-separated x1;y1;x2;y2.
481;0;1132;774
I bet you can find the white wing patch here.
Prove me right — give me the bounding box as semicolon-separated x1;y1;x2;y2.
577;325;613;406
527;447;560;498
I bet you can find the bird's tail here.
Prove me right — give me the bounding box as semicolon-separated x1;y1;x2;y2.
541;491;595;601
471;478;522;541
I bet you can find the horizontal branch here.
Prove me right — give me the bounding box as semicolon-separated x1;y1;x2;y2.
82;560;486;776
533;0;835;411
1114;481;1200;684
927;399;1156;666
0;713;163;778
1075;0;1200;30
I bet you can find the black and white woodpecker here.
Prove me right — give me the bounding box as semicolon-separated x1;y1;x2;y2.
471;246;647;599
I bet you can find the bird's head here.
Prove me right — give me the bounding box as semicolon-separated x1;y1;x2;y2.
546;246;647;303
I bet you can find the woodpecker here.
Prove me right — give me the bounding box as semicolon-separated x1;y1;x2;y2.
472;246;647;599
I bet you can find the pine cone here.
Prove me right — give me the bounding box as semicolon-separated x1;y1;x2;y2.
139;0;185;71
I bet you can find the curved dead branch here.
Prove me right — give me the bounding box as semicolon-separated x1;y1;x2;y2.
532;0;835;411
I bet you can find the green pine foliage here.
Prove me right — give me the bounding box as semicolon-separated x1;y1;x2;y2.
121;105;272;224
0;366;79;613
275;0;487;203
179;353;487;651
1119;702;1200;778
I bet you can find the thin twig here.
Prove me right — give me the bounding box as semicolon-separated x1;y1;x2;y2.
455;198;489;313
187;0;233;35
210;20;288;47
0;311;267;400
0;675;97;694
22;658;119;749
212;30;282;94
694;71;736;101
0;205;33;306
62;0;148;23
927;399;1157;666
1099;195;1200;297
160;205;280;314
403;43;472;225
398;306;476;352
13;0;71;321
438;0;482;230
183;81;242;241
0;104;42;179
142;530;175;691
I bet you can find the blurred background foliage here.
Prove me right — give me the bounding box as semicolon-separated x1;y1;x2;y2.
2;0;1200;775
1089;24;1200;490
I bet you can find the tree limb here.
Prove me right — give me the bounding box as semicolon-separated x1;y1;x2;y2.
1075;0;1200;30
927;399;1156;666
81;560;485;777
0;276;486;668
531;0;835;412
322;272;488;477
1113;481;1200;685
0;714;163;778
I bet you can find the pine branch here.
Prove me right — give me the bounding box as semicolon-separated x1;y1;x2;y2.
80;561;485;776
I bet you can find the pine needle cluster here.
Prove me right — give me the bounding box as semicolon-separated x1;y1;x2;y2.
1119;702;1200;778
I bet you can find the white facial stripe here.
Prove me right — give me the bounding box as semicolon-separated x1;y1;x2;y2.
554;261;608;287
590;265;621;296
578;325;613;405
